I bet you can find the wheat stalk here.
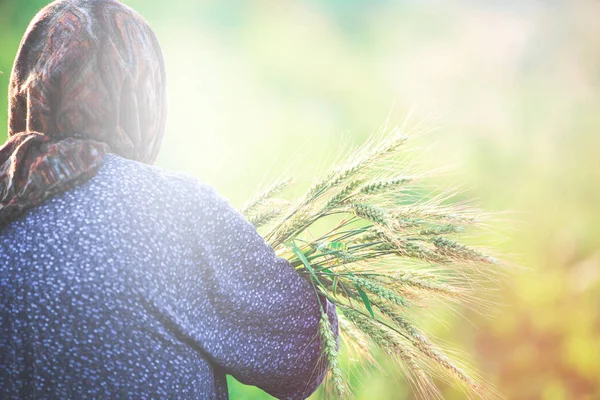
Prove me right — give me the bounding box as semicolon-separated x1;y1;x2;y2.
241;122;501;399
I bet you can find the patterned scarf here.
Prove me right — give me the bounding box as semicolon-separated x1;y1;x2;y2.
0;0;166;227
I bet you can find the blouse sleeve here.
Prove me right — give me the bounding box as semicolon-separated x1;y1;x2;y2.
186;183;338;399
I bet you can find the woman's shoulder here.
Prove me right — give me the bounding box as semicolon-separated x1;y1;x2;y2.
2;153;219;247
96;153;221;209
101;153;195;184
100;153;205;190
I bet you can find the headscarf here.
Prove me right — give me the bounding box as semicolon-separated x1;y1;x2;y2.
0;0;166;227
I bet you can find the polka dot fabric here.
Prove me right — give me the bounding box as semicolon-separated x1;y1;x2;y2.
0;153;337;399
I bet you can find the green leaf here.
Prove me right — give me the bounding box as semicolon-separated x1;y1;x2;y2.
289;241;321;285
328;241;347;251
355;286;375;318
318;241;348;252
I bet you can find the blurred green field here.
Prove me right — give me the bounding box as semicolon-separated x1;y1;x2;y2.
2;1;599;399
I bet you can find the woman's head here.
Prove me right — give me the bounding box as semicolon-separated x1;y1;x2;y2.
8;0;166;163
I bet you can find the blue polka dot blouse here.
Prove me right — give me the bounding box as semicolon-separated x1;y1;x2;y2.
0;153;337;399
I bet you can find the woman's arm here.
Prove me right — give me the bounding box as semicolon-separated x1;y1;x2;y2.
187;183;338;399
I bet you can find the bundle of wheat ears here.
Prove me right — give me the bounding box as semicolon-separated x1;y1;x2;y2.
241;119;501;399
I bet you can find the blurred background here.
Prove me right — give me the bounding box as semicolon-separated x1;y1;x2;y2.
2;0;599;399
